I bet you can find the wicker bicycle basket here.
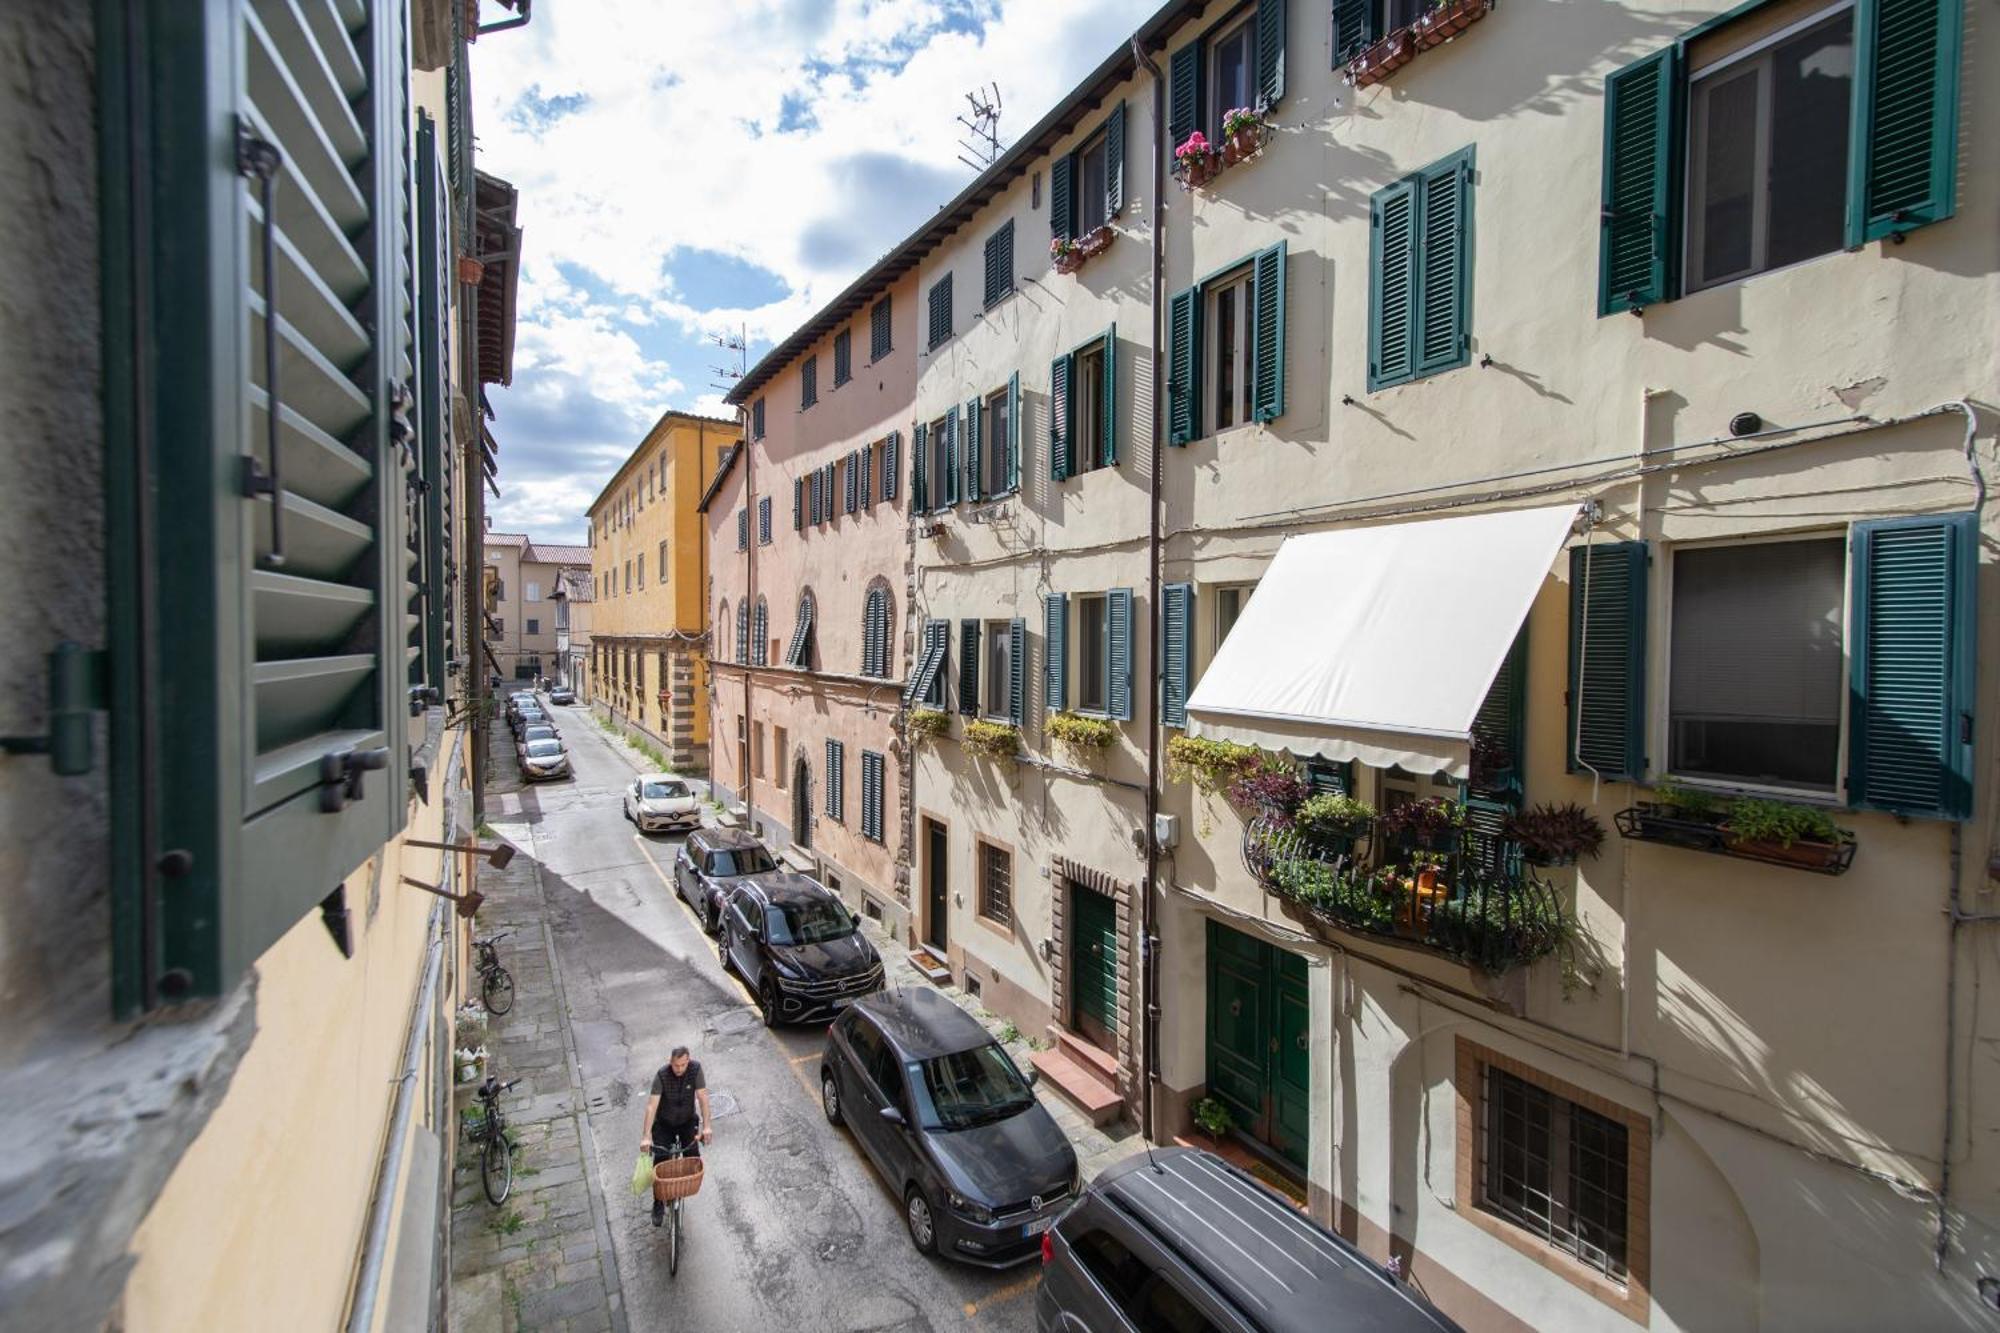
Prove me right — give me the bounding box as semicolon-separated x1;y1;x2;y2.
652;1157;704;1202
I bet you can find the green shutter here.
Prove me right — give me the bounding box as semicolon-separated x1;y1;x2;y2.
861;750;885;841
1848;0;1961;246
884;429;900;502
1162;583;1193;729
1333;0;1376;64
1251;241;1286;423
871;295;892;362
1599;48;1679;316
1470;630;1526;804
1567;541;1648;780
786;594;814;669
752;599;768;665
1849;512;1975;818
1107;588;1133;722
1167;286;1199;445
1256;0;1286;108
912;422;928;512
1044;593;1068;712
416;113;451;693
1416;151;1472;376
944;408;961;506
1099;326;1118;467
1050;353;1073;479
959;620;981;715
1052;151;1076;241
964;396;983;500
1008;617;1026;726
1169;39;1202;147
1106;102;1127;216
793;475;804;529
1007;371;1021;491
859;443;872;508
826;739;845;820
863;588;885;677
1368;177;1418;390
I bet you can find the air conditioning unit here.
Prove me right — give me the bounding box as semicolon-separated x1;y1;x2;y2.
1153;813;1179;850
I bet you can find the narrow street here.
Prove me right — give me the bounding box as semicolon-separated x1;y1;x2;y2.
473;702;1046;1332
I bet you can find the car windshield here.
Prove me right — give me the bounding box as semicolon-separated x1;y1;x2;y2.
642;781;688;800
763;898;853;947
906;1044;1035;1131
526;740;563;758
708;847;776;877
524;727;555;740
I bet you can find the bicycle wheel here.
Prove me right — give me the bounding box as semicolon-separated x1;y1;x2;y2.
666;1200;680;1277
482;1127;513;1205
483;965;515;1016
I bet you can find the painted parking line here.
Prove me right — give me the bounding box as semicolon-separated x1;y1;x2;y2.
964;1270;1040;1318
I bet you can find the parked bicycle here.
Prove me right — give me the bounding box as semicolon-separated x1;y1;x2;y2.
475;932;515;1015
650;1135;704;1277
469;1075;520;1204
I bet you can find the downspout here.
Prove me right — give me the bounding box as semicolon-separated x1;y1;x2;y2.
743;417;757;827
1132;32;1166;1145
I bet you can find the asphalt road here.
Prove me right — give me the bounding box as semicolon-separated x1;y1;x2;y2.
488;703;1042;1333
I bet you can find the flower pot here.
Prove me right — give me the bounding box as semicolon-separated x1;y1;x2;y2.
1349;29;1415;86
1178;154;1222;190
457;255;485;286
1222;126;1263;165
1722;834;1848;872
1052;250;1084;275
1413;0;1490;49
1077;225;1115;258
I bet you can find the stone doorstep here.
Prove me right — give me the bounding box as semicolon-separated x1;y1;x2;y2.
1051;1027;1121;1095
905;946;951;984
1030;1046;1125;1128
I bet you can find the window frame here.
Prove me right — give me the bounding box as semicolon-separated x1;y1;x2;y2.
981;618;1013;720
1075;128;1111;235
1075;593;1109;715
1211;581;1254;657
975;838;1015;928
981;387;1012;498
1072;340;1108;476
1205;12;1258;141
925;414;952;515
1204;266;1254;435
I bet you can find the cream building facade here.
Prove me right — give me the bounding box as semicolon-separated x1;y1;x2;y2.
483;531;588;684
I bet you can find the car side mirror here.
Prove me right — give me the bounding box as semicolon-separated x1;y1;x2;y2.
1025;1068;1038;1088
850;911;862;927
879;1106;905;1127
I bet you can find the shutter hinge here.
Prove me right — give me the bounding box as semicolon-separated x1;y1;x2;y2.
0;642;107;776
319;745;390;813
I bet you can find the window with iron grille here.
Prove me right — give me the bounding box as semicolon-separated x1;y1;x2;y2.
978;842;1013;927
1480;1064;1631;1283
870;294;892;361
833;328;852;387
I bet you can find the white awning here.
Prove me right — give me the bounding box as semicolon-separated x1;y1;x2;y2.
1186;504;1580;778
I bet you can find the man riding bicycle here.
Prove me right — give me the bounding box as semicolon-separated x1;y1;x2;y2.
642;1045;712;1227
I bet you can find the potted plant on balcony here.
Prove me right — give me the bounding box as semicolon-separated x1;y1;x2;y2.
907;707;950;743
1166;735;1260;796
1622;779;1728;848
1294;792;1377;849
1413;0;1494;50
1050;234;1084;275
1173;131;1222;190
1227;761;1309;823
962;719;1021;763
1378;796;1464;852
1048;710;1116;755
1348;27;1416;86
1502;802;1606;867
1190;1095;1234;1147
1720;797;1855;872
1220;106;1268;165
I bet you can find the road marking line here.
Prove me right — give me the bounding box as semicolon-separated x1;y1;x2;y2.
965;1271;1039;1316
788;1053;818;1066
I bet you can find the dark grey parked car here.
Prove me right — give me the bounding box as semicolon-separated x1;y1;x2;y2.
821;988;1076;1268
716;873;883;1025
1037;1147;1460;1332
671;827;779;933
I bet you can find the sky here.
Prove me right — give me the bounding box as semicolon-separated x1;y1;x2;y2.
471;0;1157;544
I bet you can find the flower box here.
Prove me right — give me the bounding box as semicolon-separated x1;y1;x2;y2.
1050;225;1115;276
1348;29;1415;87
1222;123;1266;166
1613;804;1857;876
1412;0;1494;50
1175;151;1222;191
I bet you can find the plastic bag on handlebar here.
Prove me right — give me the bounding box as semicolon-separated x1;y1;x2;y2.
630;1152;653;1197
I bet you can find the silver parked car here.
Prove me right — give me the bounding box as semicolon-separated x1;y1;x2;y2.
519;737;570;781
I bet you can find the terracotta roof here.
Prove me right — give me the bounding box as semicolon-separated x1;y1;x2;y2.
554;568;594;603
475;171;521;386
484;531;529;547
524;542;591;566
695;442;743;514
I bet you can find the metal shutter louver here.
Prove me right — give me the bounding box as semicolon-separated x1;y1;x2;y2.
1598;49;1678;315
1251;243;1286;422
959;620;981;716
1162;583;1193;728
1107;588;1133;722
1044;593;1068;713
1567;541;1648;779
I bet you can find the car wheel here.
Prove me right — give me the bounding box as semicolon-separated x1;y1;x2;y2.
704;895;722;937
758;978;780;1028
904;1187;938;1257
718;937;732;974
821;1071;842;1126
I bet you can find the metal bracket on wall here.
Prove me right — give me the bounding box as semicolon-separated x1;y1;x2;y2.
0;642;107;776
320;884;354;958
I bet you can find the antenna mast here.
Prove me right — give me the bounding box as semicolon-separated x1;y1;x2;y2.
955;83;1003;171
709;323;747;396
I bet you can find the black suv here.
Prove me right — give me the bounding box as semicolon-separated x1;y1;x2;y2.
1037;1147;1460;1332
821;989;1076;1268
717;873;883;1025
672;828;779;933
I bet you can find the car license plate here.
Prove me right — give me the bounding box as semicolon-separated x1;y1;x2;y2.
1022;1214;1054;1238
829;996;852;1010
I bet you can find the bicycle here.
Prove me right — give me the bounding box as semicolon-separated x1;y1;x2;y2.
650;1135;705;1278
474;932;515;1015
470;1076;520;1205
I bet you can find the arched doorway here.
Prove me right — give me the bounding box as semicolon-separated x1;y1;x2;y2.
792;756;812;849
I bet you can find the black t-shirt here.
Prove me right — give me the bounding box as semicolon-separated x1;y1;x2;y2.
651;1060;706;1127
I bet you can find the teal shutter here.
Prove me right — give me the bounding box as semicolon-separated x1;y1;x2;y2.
1008;617;1026;726
1256;0;1286;107
1051;151;1075;241
959;620;981;715
1470;630;1527;804
753;397;766;439
826;739;845;820
786;593;814;669
1169;40;1203;146
1305;760;1354;795
415;114;450;692
1333;0;1376;64
1369;177;1418;391
944;409;961;506
884;430;900;502
1107;589;1134;722
1251;241;1287;422
859;444;872;508
1848;0;1961;246
845;448;859;513
871;296;892;361
759;496;772;542
1044;593;1068;713
737;508;748;551
824;461;837;519
793;476;804;529
1416;151;1472;377
1567;541;1648;780
1849;512;1975;818
107;0;415;1007
1167;286;1199;445
1162;583;1193;728
911;422;928;511
861;750;885;841
1599;48;1679;316
1106;102;1127;216
1099;326;1118;466
1050;354;1073;479
964;396;983;500
904;619;949;705
1006;371;1021;491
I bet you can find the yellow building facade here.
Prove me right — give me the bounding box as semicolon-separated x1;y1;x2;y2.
586;409;739;770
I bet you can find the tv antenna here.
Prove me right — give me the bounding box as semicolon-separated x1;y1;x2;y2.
956;83;1002;171
709;324;747;395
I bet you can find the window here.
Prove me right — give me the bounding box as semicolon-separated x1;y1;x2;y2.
1206;268;1252;433
870;294;892;362
786;590;816;670
927;273;953;349
981;387;1011;497
1670;537;1843;792
825;738;845;821
1208;14;1256;139
624;561;632;593
833;328;852;387
752;721;765;778
753;396;766;439
1076;594;1107;713
637;559;644;589
1032;169;1041;208
736;508;748;551
1076;131;1110;235
978;842;1013;926
862;586;893;679
758;496;773;545
1368;148;1472;391
801;355;818;409
983;220;1015;308
774;727;789;788
1685;8;1853;291
860;750;887;842
659;541;668;581
983;620;1012;719
925;415;951;513
525;618;539;635
1214;583;1252;647
905;619;950;709
1483;1064;1632;1282
752;597;769;666
1070;1230;1221;1333
1072;336;1114;476
525;580;542;602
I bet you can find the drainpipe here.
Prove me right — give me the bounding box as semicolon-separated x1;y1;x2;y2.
743;415;757;828
1132;32;1167;1146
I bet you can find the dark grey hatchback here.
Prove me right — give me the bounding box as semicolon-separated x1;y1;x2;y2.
821;988;1077;1268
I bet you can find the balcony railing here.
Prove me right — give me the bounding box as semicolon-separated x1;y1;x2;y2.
1242;812;1570;973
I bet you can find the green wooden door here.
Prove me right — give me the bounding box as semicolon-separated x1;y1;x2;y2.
1205;921;1311;1172
1273;950;1311;1170
1071;887;1119;1051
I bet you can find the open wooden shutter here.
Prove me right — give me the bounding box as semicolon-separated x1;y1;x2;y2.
759;496;772;543
1599;48;1679;315
959;620;981;716
1050;353;1073;480
861;751;885;841
1251;242;1286;422
737;508;748;550
1333;0;1376;64
415;113;451;693
964;396;983;501
1162;583;1193;728
883;430;901;502
911;422;928;512
1008;617;1026;726
1848;0;1961;245
1007;372;1021;491
859;443;873;508
1052;151;1076;241
1849;512;1975;817
1416;153;1471;377
1256;0;1286;107
845;449;859;514
1099;326;1118;467
1169;39;1203;148
944;408;961;506
904;620;949;706
1167;287;1199;445
1368;177;1418;390
1044;594;1068;713
786;594;814;669
793;475;804;529
863;587;888;677
1567;541;1648;780
871;296;892;362
825;739;845;820
1106;102;1127;216
1470;630;1527;804
1107;588;1134;722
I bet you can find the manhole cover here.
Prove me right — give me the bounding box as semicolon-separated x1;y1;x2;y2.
707;1090;741;1118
